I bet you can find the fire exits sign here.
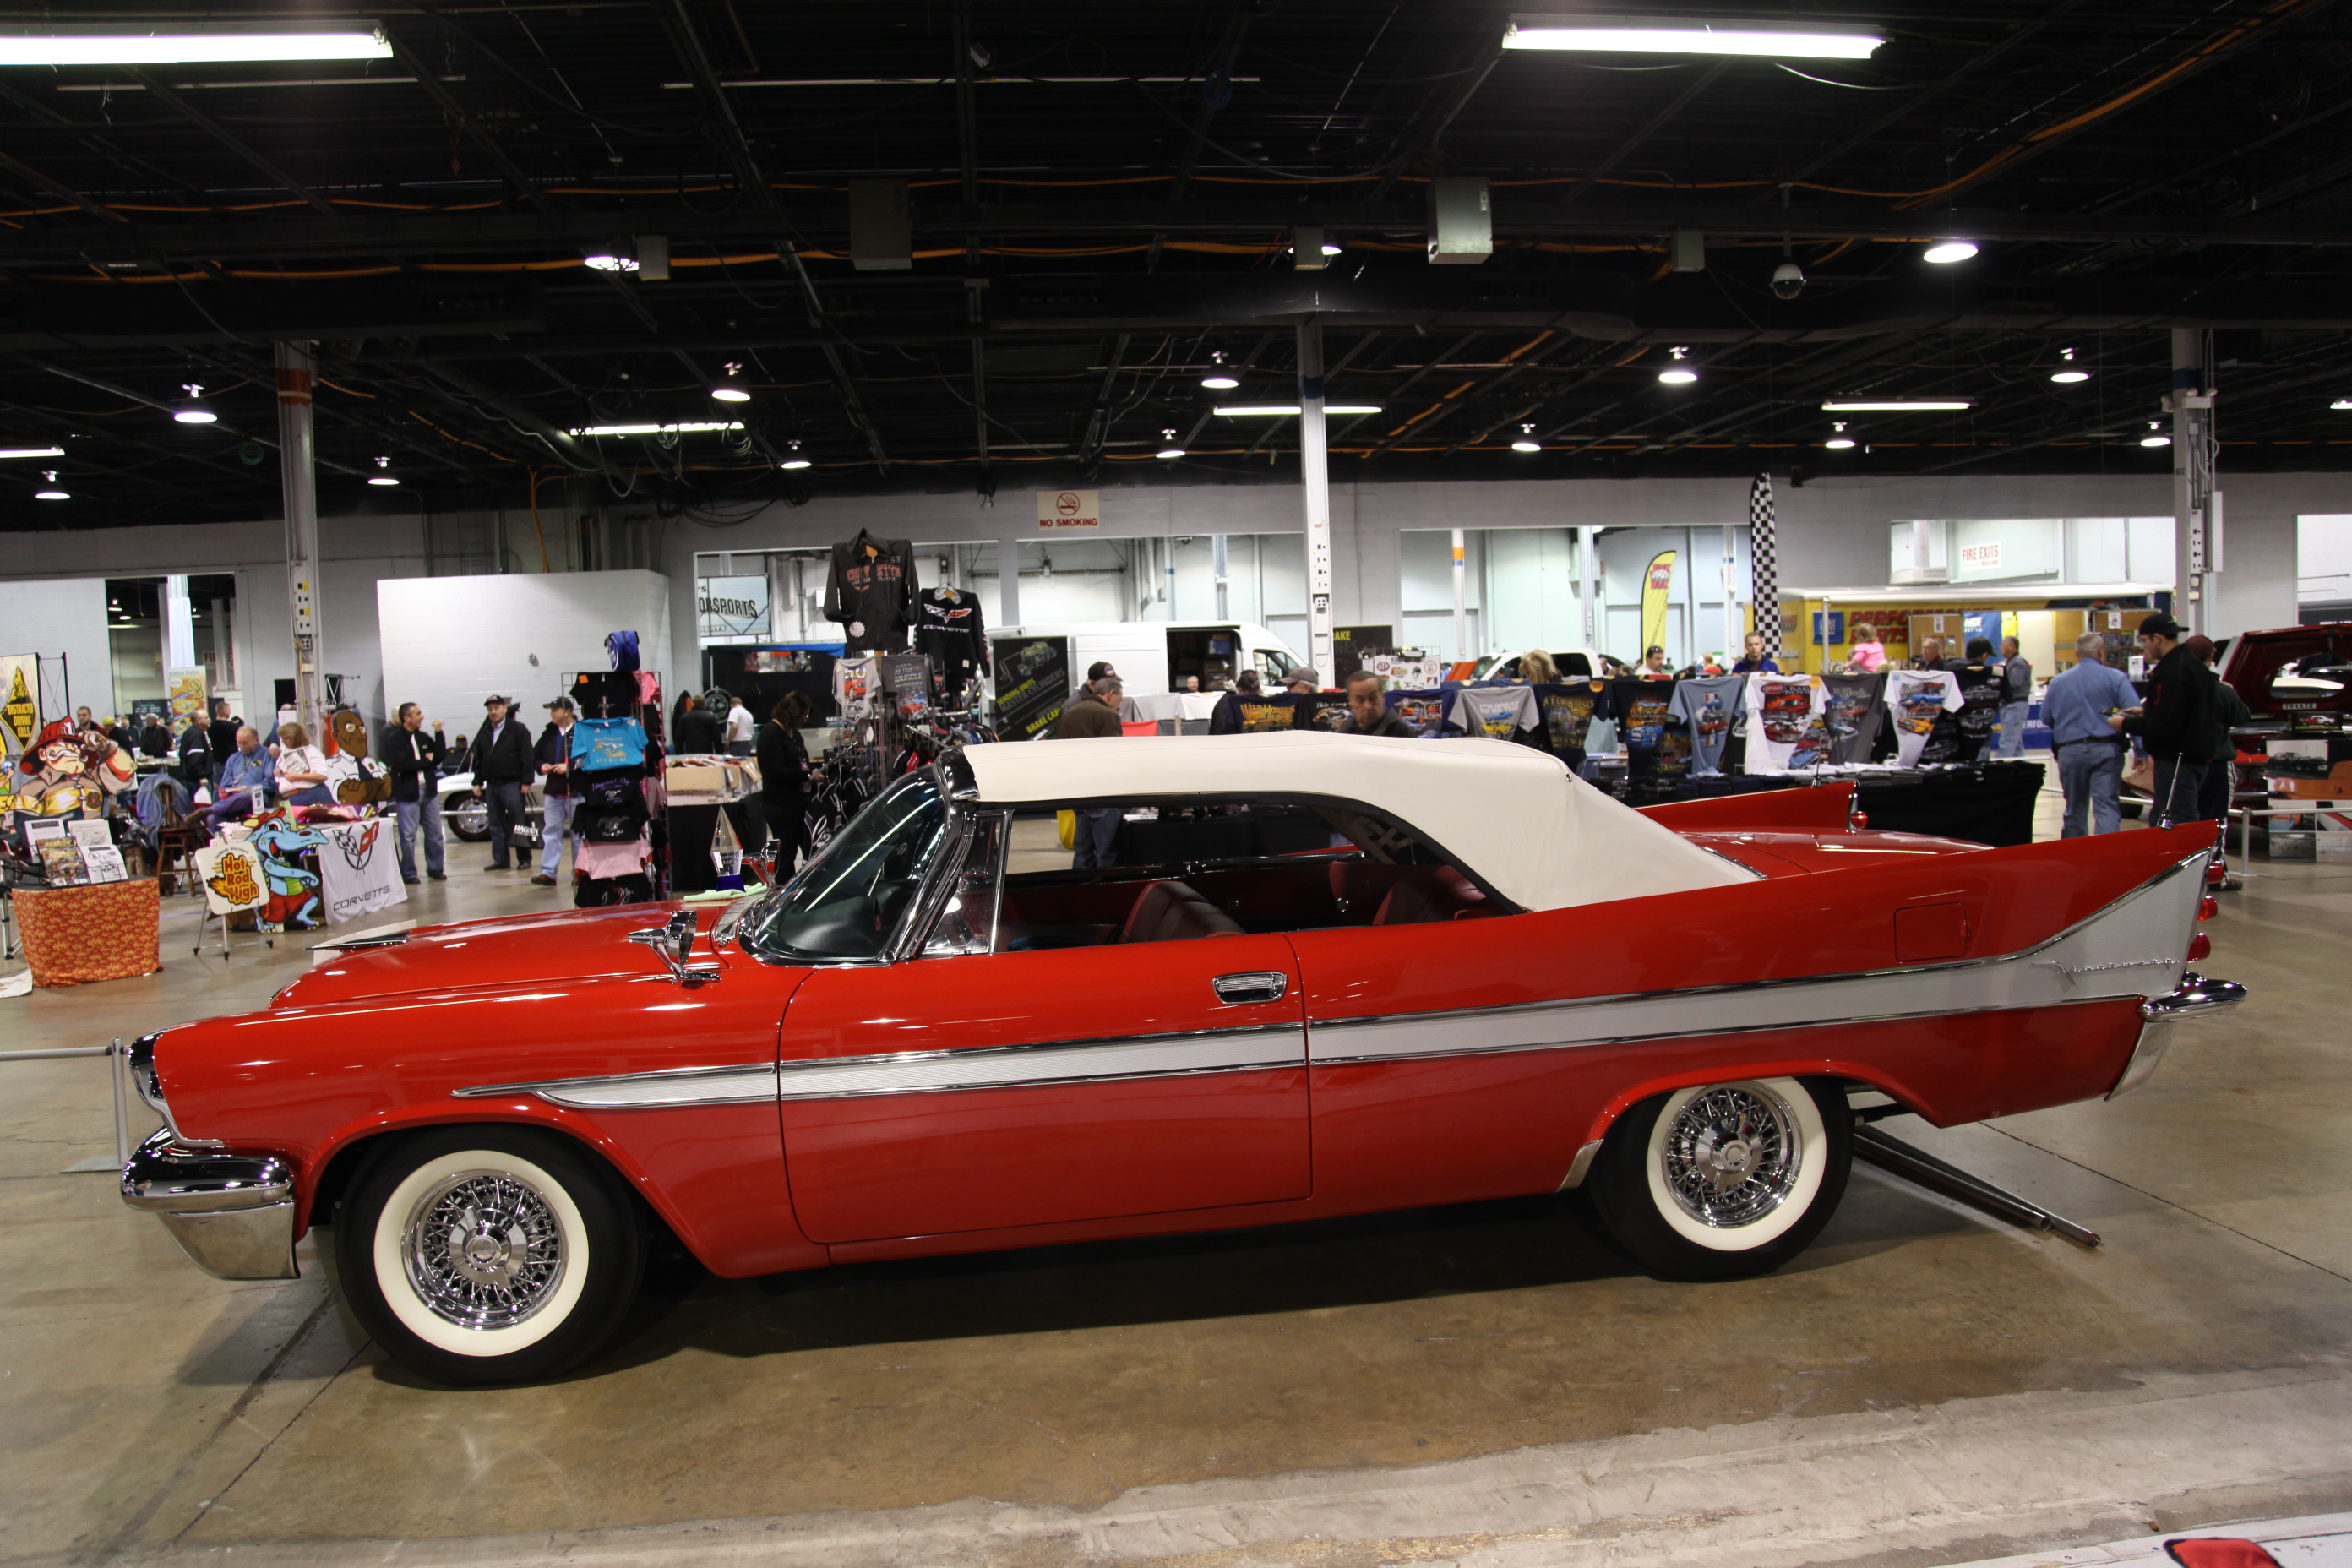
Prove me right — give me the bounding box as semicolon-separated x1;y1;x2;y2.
1037;489;1101;531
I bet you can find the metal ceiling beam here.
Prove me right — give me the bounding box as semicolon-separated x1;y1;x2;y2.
382;30;550;212
416;361;617;474
14;199;2352;264
1559;60;1731;209
121;70;339;218
0;149;128;225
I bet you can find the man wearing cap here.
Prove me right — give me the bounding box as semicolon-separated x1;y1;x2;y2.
532;694;582;886
467;694;536;872
1285;667;1320;696
2108;612;2225;825
1086;660;1142;722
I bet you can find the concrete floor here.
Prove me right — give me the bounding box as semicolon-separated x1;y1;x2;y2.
3;772;2349;1568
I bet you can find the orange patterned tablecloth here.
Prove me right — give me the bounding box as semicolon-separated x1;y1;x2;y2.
15;879;162;987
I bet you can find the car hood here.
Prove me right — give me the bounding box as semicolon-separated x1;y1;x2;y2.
273;902;716;1008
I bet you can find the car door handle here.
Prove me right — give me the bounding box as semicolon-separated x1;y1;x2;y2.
1211;971;1289;1005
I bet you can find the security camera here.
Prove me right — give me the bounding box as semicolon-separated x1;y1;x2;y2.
1771;261;1806;300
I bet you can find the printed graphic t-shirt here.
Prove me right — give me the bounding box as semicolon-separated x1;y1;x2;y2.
1742;673;1834;772
1446;684;1544;745
1944;660;2004;762
1821;672;1888;765
1608;677;1680;781
1536;681;1613;765
1886;669;1964;767
1669;674;1745;777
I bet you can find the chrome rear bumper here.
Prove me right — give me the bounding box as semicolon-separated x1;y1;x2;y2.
2109;972;2247;1100
120;1128;298;1280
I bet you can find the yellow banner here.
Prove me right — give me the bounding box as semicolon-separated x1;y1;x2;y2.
1639;551;1677;656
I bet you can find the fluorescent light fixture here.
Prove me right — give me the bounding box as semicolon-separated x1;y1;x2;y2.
1502;14;1882;59
0;445;65;460
1658;368;1698;384
569;422;743;437
1922;240;1979;264
582;253;639;273
2332;398;2352;411
2050;370;2091;384
1213;403;1384;416
0;24;393;67
1821;400;1973;411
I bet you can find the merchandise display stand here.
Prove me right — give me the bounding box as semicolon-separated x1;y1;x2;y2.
570;667;663;906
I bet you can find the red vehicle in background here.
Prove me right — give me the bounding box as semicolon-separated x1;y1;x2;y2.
2220;622;2352;721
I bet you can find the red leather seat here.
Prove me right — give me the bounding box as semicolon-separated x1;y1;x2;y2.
1371;866;1494;926
1120;880;1246;943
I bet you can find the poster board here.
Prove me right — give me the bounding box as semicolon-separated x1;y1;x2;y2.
991;635;1071;741
0;654;40;760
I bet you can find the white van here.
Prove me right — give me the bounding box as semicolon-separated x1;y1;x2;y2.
989;621;1305;697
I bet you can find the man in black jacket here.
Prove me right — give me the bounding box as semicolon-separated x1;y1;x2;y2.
383;702;448;884
2110;612;2224;825
468;694;536;871
172;716;213;791
531;695;582;887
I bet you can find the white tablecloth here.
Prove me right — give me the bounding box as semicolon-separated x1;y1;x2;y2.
316;817;408;923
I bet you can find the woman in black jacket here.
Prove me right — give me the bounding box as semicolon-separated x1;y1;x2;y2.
756;692;813;875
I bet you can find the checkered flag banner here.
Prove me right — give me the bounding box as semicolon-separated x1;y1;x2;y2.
1747;472;1779;645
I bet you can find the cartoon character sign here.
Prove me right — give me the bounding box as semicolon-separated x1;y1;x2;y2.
241;811;326;930
8;719;133;830
325;708;393;806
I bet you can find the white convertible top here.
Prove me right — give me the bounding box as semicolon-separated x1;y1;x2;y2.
959;731;1753;912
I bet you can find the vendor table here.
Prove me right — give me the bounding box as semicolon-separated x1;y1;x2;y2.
14;878;161;987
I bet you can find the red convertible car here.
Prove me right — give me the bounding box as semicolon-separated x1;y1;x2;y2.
122;733;2241;1385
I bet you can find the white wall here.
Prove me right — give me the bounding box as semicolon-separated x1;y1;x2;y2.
377;569;672;732
2301;514;2352;604
0;576;108;720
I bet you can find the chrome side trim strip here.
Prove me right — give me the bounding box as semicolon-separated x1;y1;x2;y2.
454;1061;780;1109
1308;852;2206;1068
1559;1138;1603;1191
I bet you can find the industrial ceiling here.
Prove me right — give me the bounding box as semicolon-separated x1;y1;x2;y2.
3;0;2351;530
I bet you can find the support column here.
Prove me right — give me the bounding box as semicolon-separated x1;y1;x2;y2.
1720;524;1740;656
1451;528;1468;662
162;575;195;669
999;539;1021;627
1577;526;1598;649
1212;534;1229;621
275;341;325;732
2170;328;2215;636
1297;319;1335;682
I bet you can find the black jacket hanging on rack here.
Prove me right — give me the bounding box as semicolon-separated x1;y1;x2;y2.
824;530;919;653
913;587;989;686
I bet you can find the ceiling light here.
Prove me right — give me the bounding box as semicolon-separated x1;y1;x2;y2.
1824;420;1855;450
0;445;65;460
1200;351;1239;391
710;362;752;403
367;455;399;487
1511;422;1541;453
582;253;639;273
1922;240;1979;264
1157;428;1185;460
1501;14;1881;58
2141;421;2170;448
1821;400;1972;411
1213;403;1384;416
1658;346;1697;384
1320;241;1342;257
35;467;67;500
0;24;394;67
172;383;217;424
569;421;743;437
2050;370;2091;384
2332;398;2352;411
778;441;811;471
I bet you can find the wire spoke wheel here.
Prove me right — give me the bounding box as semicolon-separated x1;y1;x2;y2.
401;1169;568;1331
1658;1085;1802;1228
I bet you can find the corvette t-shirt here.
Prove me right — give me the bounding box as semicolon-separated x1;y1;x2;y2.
1609;676;1680;781
1886;669;1965;767
1821;672;1888;765
1669;674;1745;777
1945;659;2004;762
1446;684;1545;746
1743;673;1834;772
1536;680;1613;768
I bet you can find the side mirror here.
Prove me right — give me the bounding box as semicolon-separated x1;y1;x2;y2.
665;908;695;970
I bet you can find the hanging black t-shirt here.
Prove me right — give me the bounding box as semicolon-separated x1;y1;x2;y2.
1941;660;2004;763
1535;680;1613;769
1821;672;1888;765
1609;676;1680;782
912;588;989;687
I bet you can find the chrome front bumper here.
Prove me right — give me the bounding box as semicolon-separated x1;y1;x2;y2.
2109;972;2248;1100
120;1128;299;1280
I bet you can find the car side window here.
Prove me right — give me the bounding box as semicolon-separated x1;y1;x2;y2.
1256;648;1293;682
921;814;1006;958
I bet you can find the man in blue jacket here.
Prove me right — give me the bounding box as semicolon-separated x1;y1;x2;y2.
2044;634;2138;837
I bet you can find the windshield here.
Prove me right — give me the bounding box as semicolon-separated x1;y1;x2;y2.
739;770;949;961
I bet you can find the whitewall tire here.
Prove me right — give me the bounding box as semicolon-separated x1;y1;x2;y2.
1586;1076;1851;1281
336;1126;643;1386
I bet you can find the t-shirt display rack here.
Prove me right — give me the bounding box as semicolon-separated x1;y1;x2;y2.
566;667;665;906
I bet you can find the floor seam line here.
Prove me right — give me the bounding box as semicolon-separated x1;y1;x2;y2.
1984;1123;2352;1285
163;1337;371;1549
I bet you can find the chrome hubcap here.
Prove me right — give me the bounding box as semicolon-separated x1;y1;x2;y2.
402;1171;565;1330
1662;1086;1801;1228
